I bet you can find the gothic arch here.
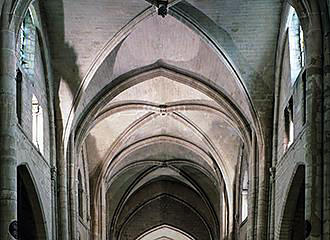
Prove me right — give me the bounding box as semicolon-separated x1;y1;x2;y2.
278;164;305;240
63;4;268;240
136;224;195;240
17;164;48;240
71;66;252;239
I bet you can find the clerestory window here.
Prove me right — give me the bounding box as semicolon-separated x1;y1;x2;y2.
241;170;248;222
288;6;305;84
18;8;36;75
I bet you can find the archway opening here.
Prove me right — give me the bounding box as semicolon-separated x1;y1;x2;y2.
279;165;305;240
291;175;305;240
17;165;47;240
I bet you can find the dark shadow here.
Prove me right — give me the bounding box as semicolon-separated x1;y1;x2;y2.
38;2;67;239
279;165;305;240
17;165;47;240
38;2;79;238
41;0;81;96
82;133;105;238
58;42;81;94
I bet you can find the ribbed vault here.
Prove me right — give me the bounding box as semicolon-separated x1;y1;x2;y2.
70;4;262;239
76;66;252;239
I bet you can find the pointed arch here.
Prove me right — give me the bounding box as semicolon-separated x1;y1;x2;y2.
278;164;305;240
17;164;48;240
136;225;195;240
64;4;267;240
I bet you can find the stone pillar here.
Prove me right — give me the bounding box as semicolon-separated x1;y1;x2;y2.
324;38;330;238
304;3;323;239
54;75;69;239
320;0;330;239
58;144;69;240
101;182;106;240
256;130;271;240
0;2;17;239
247;131;256;240
69;134;78;240
50;166;58;240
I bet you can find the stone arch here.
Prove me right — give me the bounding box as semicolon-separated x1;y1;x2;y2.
11;0;36;34
63;6;264;147
62;5;254;128
136;224;195;240
118;194;212;240
108;163;221;240
278;164;305;240
102;137;224;239
270;1;323;239
273;1;323;239
65;6;268;239
70;65;256;239
12;0;56;161
17;164;48;240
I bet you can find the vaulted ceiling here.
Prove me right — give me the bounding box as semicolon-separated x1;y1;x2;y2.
42;0;282;239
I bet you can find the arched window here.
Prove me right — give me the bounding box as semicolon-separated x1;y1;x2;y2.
32;94;43;154
241;170;248;222
78;170;84;219
17;8;36;75
288;6;305;84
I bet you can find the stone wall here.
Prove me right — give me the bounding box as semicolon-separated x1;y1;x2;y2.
273;6;307;239
15;1;54;239
16;127;52;239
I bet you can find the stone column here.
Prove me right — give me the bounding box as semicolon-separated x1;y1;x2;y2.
50;166;58;240
101;182;107;240
304;3;323;239
247;131;256;240
57;140;69;240
324;37;330;239
68;134;78;240
256;130;271;240
0;2;18;239
320;0;330;239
